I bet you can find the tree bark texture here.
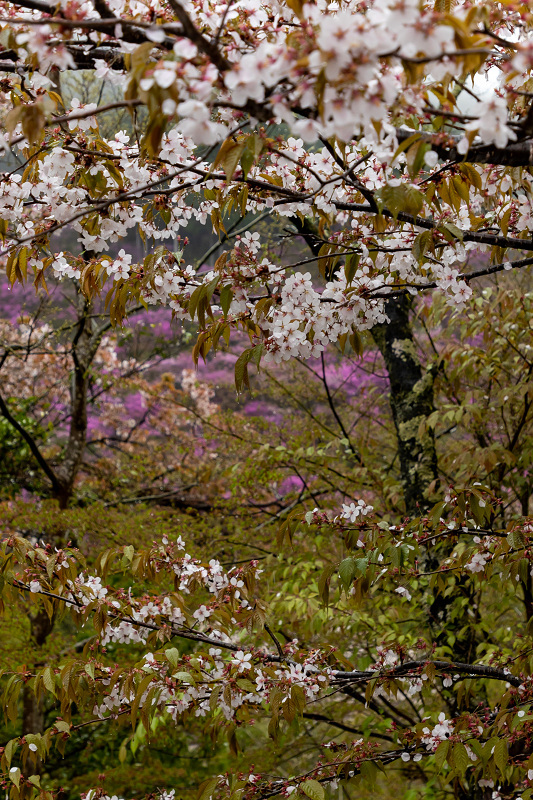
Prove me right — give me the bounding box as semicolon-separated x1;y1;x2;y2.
371;295;438;514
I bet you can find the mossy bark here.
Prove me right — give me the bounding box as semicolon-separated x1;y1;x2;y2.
371;295;438;514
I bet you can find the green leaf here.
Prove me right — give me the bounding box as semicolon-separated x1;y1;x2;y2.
123;545;134;563
235;344;263;393
141;113;168;158
173;671;194;684
119;739;128;763
130;673;154;728
188;284;207;322
412;230;433;262
375;183;424;219
251;343;263;368
391;132;422;165
348;328;363;357
197;777;218;800
508;530;525;549
291;684;306;713
165;648;180;668
215;139;247;181
235;348;253;393
3;737;17;770
344;252;360;284
353;557;368;576
409;141;431;178
236;679;255;692
42;666;56;696
317;564;335;607
240;134;264;178
205;274;220;303
338;557;356;592
9;767;20;789
438;222;464;243
359;760;377;788
451;742;468;776
493;738;508;775
434;739;449;771
268;712;280;740
301;779;324;800
220;284;233;317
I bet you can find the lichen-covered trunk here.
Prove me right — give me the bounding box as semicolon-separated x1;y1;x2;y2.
371;294;438;514
371;297;492;800
293;217;439;512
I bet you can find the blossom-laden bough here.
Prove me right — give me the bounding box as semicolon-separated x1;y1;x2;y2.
1;1;533;374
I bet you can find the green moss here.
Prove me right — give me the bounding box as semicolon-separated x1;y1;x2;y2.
391;338;418;361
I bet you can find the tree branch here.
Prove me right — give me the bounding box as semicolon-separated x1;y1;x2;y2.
302;712;394;742
397;126;533;167
0;391;61;495
164;0;230;72
332;659;523;688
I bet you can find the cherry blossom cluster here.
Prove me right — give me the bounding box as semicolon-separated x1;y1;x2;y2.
4;0;460;144
180;368;217;417
339;499;374;522
1;118;524;364
84;793;175;800
421;712;454;752
6;483;533;800
88;628;333;728
261;268;389;363
0;318;135;423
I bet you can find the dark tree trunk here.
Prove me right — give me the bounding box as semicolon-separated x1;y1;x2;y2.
54;289;93;509
371;295;438;514
291;216;439;512
291;216;492;800
370;299;493;800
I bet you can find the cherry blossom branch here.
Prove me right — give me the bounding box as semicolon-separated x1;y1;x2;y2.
264;622;285;661
19;151;525;261
368;256;533;299
2;99;144;152
12;578;251;654
164;0;230;72
2;0;55;13
302;712;394;742
0;14;181;34
12;579;524;687
195;209;273;266
0;122;248;255
335;200;533;252
397;126;533;167
252;749;424;800
332;660;523;688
